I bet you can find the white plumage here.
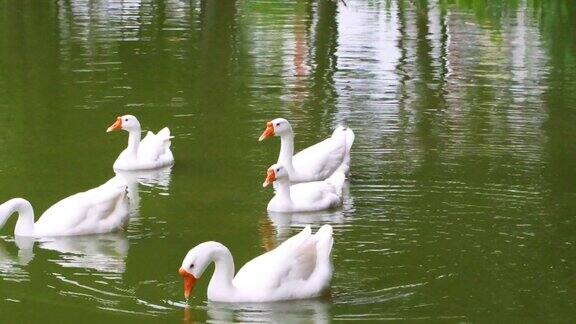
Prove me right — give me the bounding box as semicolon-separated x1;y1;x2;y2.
107;115;174;171
0;177;129;237
259;118;354;183
179;225;334;302
264;163;345;212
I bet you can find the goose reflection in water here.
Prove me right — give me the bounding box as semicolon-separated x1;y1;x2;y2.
202;299;331;324
12;233;129;274
114;166;173;216
2;234;128;280
0;237;32;281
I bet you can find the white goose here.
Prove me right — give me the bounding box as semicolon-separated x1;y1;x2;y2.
263;163;344;213
0;177;129;237
259;118;354;183
178;225;334;302
107;115;174;171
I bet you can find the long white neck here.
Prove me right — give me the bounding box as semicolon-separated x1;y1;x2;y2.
278;131;296;175
273;178;293;205
206;245;237;298
126;128;142;157
0;198;35;237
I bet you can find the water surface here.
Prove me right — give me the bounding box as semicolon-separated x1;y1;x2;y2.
0;0;575;322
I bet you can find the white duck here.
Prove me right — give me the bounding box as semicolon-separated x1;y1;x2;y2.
178;225;334;302
107;115;174;171
263;163;344;212
259;118;354;183
0;177;129;237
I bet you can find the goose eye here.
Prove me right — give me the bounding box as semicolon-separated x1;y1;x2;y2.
276;168;280;172
124;118;129;122
189;264;194;269
276;123;280;126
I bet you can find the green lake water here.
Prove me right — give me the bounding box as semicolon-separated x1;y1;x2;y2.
0;0;575;322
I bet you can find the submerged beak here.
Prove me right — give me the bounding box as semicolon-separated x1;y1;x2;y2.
106;117;123;132
258;122;275;141
179;268;197;300
262;169;277;187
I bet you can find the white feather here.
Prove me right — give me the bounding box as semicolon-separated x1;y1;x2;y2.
180;225;334;302
0;177;130;237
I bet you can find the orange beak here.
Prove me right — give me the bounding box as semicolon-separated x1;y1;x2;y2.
258;121;275;141
262;169;277;187
106;117;123;132
179;268;197;300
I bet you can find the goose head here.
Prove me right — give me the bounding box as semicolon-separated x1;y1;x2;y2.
263;163;289;187
258;118;292;141
178;242;221;299
106;115;141;133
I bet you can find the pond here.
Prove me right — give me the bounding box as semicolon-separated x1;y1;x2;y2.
0;0;575;322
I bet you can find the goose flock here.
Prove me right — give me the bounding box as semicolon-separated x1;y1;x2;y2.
0;115;354;304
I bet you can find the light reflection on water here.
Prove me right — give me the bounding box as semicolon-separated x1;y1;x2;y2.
115;167;173;213
0;237;32;283
37;234;129;274
204;299;332;324
166;299;333;324
263;182;353;244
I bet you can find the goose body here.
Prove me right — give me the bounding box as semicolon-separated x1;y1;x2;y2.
0;177;129;237
263;163;345;212
179;225;334;303
259;118;354;183
107;115;174;171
